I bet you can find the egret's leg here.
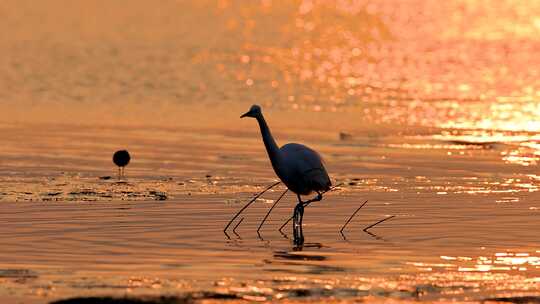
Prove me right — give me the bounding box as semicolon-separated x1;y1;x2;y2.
294;192;320;246
298;203;304;240
293;194;305;245
293;203;304;245
283;189;332;240
293;203;300;240
298;194;305;228
302;191;323;208
293;195;301;242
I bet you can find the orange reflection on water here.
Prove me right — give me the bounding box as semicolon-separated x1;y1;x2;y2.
216;0;540;119
210;0;540;173
454;252;540;273
409;251;540;273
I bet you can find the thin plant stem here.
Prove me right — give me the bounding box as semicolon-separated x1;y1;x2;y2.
257;188;288;233
278;216;293;234
232;217;245;238
363;215;395;232
223;181;281;234
340;200;369;233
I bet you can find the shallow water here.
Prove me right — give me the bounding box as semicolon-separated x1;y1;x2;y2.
0;122;538;303
0;1;539;303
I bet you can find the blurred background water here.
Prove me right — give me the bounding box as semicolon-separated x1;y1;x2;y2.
1;1;540;130
2;1;540;162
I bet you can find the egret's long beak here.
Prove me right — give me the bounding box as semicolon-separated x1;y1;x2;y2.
240;111;251;118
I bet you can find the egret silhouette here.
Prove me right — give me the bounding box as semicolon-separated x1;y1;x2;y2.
241;105;331;245
113;150;130;179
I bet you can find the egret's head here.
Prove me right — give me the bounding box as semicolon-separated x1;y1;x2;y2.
240;104;262;118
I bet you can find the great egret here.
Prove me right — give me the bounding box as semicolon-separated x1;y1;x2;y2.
241;105;331;245
113;150;131;179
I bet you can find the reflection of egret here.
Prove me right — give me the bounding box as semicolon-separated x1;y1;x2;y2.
240;105;331;245
113;150;130;179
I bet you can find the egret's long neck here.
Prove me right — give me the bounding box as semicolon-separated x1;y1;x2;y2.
256;114;281;167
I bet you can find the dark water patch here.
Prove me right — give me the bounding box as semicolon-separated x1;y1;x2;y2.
113;181;130;185
0;269;38;278
50;296;193;304
339;132;354;141
218;154;255;161
287;288;312;298
50;292;242;304
69;190;98;196
412;283;444;296
446;140;498;149
373;289;420;299
301;242;326;249
37;188;170;201
273;250;327;261
149;191;168;201
307;264;346;274
264;263;346;275
193;291;241;300
280;287;369;299
69;283;130;289
160;263;187;269
482;296;540;303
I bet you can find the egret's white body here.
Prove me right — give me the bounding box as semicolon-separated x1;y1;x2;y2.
241;105;331;244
